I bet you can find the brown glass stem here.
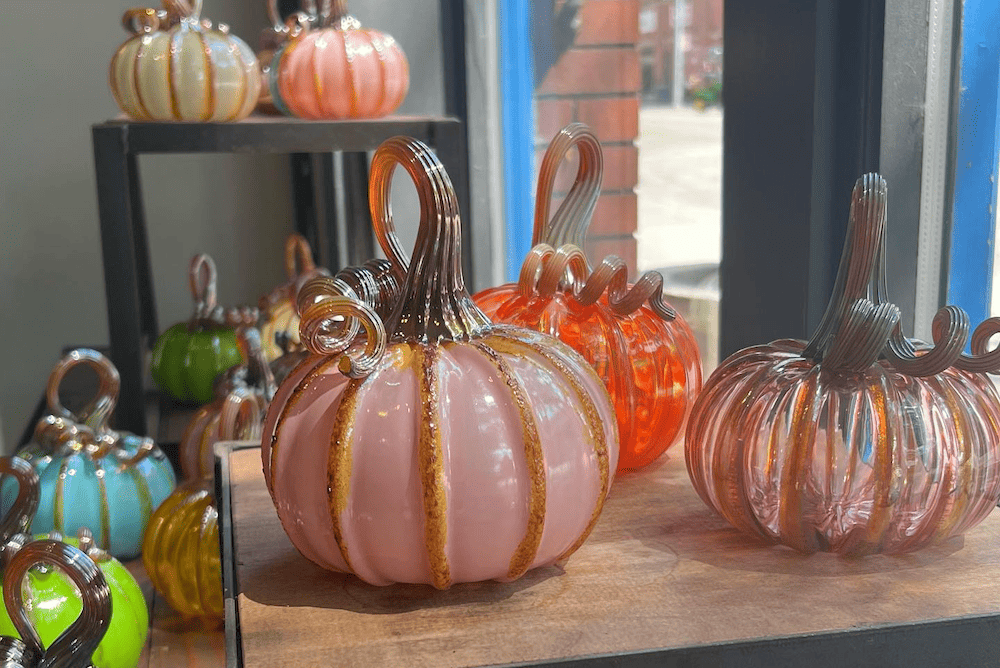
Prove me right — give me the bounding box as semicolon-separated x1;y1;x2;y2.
369;137;492;343
533;123;603;250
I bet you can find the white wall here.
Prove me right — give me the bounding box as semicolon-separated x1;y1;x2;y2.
0;0;444;448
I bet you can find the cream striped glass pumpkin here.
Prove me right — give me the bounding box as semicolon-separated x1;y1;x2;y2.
110;0;260;122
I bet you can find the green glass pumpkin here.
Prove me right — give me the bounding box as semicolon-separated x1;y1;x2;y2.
0;458;147;668
150;254;253;404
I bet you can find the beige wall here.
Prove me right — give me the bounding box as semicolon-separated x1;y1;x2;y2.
0;0;443;448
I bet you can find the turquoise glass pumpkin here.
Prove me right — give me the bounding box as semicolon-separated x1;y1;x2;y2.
150;254;252;404
2;349;176;559
0;458;147;668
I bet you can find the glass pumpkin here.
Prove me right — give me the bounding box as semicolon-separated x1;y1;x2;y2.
474;124;702;472
259;234;330;362
262;136;619;589
143;395;256;624
180;327;276;481
270;0;409;119
685;174;1000;556
151;254;253;405
0;458;147;668
0;539;113;668
110;0;261;122
3;350;176;560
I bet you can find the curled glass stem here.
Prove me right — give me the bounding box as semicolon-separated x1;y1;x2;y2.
532;124;603;250
299;295;386;377
518;243;676;320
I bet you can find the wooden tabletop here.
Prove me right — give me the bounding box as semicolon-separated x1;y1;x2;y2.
227;446;1000;667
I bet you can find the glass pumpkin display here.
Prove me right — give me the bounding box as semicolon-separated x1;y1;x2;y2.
269;0;409;119
110;0;261;122
0;539;113;668
259;234;330;362
262;136;619;589
180;327;276;481
4;350;176;560
151;254;255;405
143;395;256;624
0;457;147;668
474;124;702;472
685;174;1000;556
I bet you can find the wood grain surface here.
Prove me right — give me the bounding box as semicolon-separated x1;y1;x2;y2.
230;448;1000;667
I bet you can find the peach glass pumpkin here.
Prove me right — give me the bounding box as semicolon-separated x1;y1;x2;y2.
474;124;701;473
179;327;276;481
262;136;618;589
110;0;261;122
685;174;1000;556
271;0;409;119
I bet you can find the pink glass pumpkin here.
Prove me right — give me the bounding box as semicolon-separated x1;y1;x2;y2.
271;0;409;119
685;174;1000;556
262;136;618;589
474;124;702;473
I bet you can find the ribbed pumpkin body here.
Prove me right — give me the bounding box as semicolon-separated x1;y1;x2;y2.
110;20;260;121
4;438;176;560
685;338;1000;556
273;26;409;119
0;538;147;668
142;480;223;622
151;323;243;404
263;327;618;588
475;288;701;472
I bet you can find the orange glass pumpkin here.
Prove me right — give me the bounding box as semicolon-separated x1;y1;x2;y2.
474;124;702;473
259;234;330;362
685;174;1000;556
270;0;409;119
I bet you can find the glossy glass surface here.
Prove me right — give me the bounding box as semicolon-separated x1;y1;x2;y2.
0;539;147;668
4;437;176;561
274;26;409;119
110;12;260;122
142;480;222;623
475;287;701;473
685;339;1000;555
262;137;619;588
150;323;243;405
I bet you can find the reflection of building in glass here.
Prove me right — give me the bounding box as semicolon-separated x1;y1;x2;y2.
639;0;722;105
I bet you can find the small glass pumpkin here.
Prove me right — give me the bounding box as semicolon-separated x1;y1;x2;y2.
270;0;409;119
143;393;257;624
685;174;1000;556
0;539;112;668
110;0;261;122
179;327;276;481
151;254;255;405
474;124;702;472
263;136;619;589
4;350;176;560
0;458;147;668
259;234;330;362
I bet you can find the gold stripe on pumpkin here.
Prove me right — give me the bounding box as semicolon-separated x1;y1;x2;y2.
311;35;324;116
268;355;339;496
197;30;214;121
133;34;153;120
95;461;112;552
345;31;359;117
366;30;386;115
415;344;451;589
471;342;546;580
855;373;896;554
54;458;69;534
777;372;821;554
327;377;362;573
232;37;247;121
167;29;182;120
484;331;610;562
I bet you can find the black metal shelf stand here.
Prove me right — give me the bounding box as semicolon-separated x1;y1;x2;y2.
92;115;470;436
